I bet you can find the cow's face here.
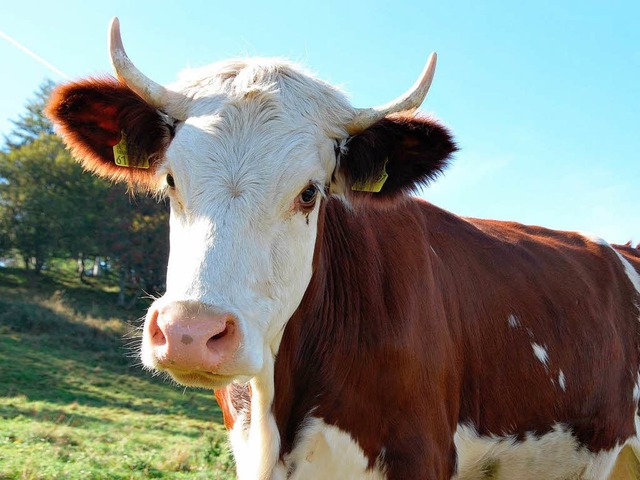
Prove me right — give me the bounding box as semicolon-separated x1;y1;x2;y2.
145;69;352;386
46;19;454;389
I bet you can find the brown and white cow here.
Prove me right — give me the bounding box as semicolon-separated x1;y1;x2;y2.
46;18;640;480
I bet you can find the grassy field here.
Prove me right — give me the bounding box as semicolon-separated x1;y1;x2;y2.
0;264;236;480
7;263;640;480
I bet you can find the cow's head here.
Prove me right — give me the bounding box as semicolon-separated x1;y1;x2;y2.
46;19;455;389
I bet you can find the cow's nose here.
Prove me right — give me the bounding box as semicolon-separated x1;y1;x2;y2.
145;302;240;372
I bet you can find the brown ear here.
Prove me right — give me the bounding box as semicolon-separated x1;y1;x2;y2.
45;77;174;188
337;114;457;201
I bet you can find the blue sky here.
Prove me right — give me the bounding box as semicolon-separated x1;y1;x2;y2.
1;1;638;242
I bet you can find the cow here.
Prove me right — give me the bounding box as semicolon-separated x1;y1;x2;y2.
46;18;640;480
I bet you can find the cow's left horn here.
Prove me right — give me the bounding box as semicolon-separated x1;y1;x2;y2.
347;52;437;134
109;17;172;110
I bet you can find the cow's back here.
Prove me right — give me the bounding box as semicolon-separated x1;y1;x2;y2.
411;200;640;478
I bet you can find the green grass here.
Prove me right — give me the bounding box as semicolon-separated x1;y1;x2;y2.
0;264;236;480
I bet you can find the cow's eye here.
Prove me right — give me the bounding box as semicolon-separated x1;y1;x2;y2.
299;185;318;206
166;174;175;188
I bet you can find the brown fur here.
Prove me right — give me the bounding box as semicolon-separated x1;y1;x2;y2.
615;242;640;261
217;199;640;479
45;77;173;189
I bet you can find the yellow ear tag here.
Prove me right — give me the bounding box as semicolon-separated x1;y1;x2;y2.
113;131;149;169
351;158;389;193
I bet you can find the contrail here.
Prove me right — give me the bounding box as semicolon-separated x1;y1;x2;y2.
0;30;69;79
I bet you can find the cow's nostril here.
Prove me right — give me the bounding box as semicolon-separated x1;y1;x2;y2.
147;309;166;347
208;325;228;344
206;320;235;349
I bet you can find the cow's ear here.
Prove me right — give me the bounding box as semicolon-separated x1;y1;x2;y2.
334;115;457;202
45;77;174;188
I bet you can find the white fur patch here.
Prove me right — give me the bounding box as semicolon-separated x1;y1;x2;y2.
581;233;640;297
278;417;386;480
612;249;640;296
507;314;520;328
581;232;610;247
558;369;566;392
454;424;621;480
531;342;549;371
582;445;623;480
633;372;640;403
229;363;281;480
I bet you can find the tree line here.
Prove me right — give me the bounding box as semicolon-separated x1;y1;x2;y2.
0;80;169;304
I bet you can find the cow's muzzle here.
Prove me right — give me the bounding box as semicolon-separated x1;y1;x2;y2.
143;300;241;385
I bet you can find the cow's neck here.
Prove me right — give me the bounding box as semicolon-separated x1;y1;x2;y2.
272;198;438;465
230;199;343;479
234;198;382;477
237;197;441;477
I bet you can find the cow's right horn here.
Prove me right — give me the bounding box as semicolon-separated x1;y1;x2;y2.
346;52;437;135
109;17;175;112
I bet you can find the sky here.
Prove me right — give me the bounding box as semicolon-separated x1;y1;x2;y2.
1;0;638;243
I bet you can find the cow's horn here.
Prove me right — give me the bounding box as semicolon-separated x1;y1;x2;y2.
109;17;170;110
347;52;437;135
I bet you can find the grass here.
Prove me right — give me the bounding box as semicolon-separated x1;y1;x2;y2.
0;264;236;480
4;263;640;479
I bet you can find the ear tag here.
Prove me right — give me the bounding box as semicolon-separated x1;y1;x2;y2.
113;131;149;169
352;158;389;193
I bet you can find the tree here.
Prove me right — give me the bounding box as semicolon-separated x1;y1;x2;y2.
0;80;58;268
95;186;169;304
0;80;110;272
0;135;100;271
3;80;55;150
0;81;170;302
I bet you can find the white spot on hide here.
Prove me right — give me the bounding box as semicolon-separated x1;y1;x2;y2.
581;233;640;298
279;417;387;480
580;232;610;247
507;314;520;328
453;423;622;480
531;342;549;370
558;370;566;391
613;249;640;296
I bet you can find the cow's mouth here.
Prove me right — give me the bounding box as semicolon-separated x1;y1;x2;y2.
165;369;236;389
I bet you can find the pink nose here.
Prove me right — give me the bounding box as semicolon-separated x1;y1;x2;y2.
145;301;240;372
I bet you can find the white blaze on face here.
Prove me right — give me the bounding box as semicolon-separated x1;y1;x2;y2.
143;60;355;380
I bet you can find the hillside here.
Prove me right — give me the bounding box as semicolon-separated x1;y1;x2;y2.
4;264;640;479
0;265;235;480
